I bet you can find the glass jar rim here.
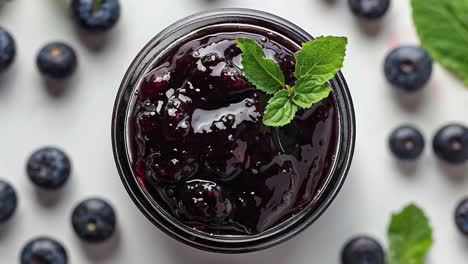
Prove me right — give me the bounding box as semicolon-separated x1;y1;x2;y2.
112;8;356;253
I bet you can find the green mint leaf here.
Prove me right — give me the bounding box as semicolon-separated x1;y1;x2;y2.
237;38;285;94
388;204;433;264
294;36;348;82
292;75;332;108
263;90;297;127
412;0;468;85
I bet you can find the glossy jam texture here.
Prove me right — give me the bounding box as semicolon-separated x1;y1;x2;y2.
130;29;338;235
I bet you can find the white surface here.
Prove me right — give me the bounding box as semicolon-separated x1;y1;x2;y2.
0;0;467;263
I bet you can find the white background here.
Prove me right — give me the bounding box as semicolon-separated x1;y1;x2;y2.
0;0;467;263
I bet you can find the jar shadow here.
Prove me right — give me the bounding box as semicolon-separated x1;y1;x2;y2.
161;232;301;264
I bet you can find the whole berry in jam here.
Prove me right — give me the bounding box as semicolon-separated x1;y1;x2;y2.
71;0;121;32
20;237;68;264
0;26;16;72
341;236;385;264
26;147;71;190
388;125;425;161
455;197;468;236
384;46;433;93
37;42;77;79
138;69;171;101
162;92;192;141
0;180;17;223
145;146;198;184
433;124;468;164
135;111;162;145
348;0;390;19
203;137;246;180
72;198;117;242
177;180;233;223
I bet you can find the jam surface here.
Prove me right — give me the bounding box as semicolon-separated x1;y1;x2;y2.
130;27;338;236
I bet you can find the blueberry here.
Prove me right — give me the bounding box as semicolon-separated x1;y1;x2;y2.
26;147;71;190
342;236;385;264
348;0;390;19
389;125;425;161
0;180;17;223
455;198;468;236
177;180;233;223
433;124;468;164
71;0;121;32
36;42;77;79
145;146;198;184
384;46;433;92
163;93;192;140
20;237;68;264
0;26;15;72
71;198;116;242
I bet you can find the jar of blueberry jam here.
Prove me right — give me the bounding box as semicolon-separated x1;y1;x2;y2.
112;9;355;253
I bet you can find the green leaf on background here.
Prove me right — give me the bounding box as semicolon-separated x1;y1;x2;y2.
236;38;285;94
263;90;297;127
388;204;433;264
292;75;332;108
294;36;347;82
412;0;468;86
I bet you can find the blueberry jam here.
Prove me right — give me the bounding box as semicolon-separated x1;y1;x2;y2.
129;27;339;236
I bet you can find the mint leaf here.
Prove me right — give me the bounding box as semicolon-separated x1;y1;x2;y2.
412;0;468;85
294;36;347;82
237;38;285;94
263;90;297;127
292;75;332;108
388;204;433;264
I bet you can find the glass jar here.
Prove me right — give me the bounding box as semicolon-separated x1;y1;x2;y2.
112;8;355;253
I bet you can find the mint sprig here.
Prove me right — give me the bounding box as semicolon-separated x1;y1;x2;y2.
236;38;285;94
388;204;433;264
412;0;468;86
237;36;347;127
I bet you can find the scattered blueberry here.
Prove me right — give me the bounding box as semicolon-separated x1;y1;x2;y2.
389;125;425;161
72;198;116;242
455;198;468;236
433;124;468;164
20;237;68;264
26;147;71;190
36;42;78;79
71;0;121;32
342;235;385;264
348;0;390;20
0;26;15;72
0;180;17;223
384;46;433;93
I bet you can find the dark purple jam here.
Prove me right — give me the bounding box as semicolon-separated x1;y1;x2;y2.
129;27;339;236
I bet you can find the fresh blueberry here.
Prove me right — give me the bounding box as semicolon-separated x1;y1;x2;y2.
26;147;71;190
455;198;468;236
342;236;385;264
36;42;77;79
384;46;433;92
20;237;68;264
348;0;390;19
72;198;116;242
0;26;15;72
433;124;468;164
71;0;121;32
389;125;425;161
0;180;17;223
